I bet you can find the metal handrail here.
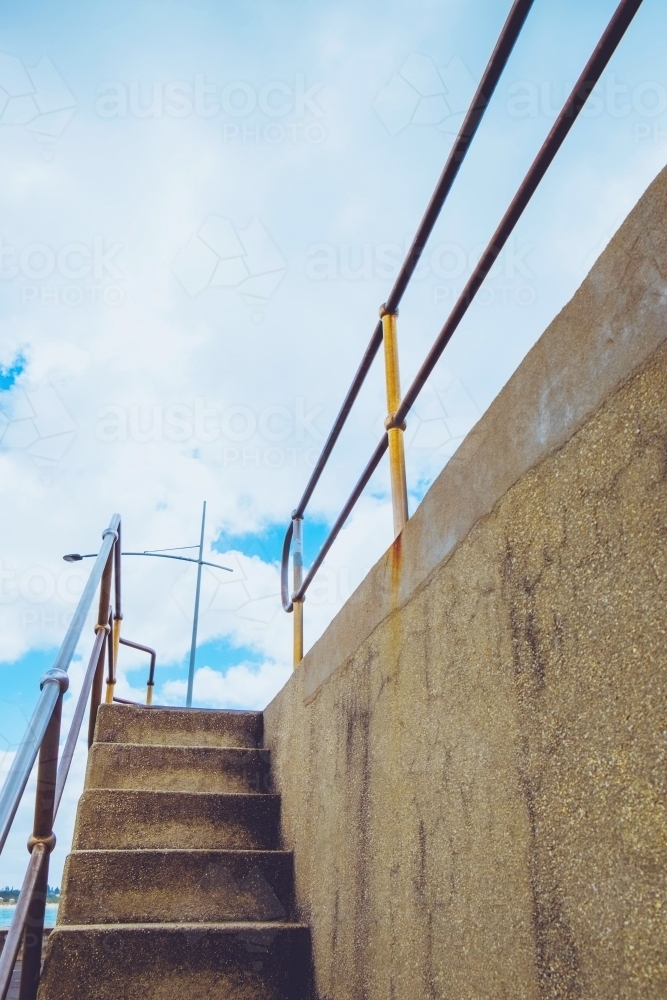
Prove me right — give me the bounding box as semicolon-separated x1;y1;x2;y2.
118;637;158;705
0;515;124;1000
281;0;645;660
280;0;536;615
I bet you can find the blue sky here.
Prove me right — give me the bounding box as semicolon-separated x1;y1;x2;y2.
0;0;666;883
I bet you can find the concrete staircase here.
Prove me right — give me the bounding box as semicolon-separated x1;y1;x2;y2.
38;704;312;1000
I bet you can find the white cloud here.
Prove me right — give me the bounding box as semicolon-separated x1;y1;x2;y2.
162;661;291;711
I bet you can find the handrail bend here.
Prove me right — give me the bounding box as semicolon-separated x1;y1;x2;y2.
119;637;158;705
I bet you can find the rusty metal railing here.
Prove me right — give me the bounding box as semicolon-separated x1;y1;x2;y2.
117;637;158;706
0;514;155;1000
281;0;645;665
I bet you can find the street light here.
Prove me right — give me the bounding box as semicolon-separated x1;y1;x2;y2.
63;502;231;707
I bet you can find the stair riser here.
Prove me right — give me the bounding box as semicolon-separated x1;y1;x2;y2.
73;792;281;851
38;926;311;1000
86;745;272;795
59;852;294;924
94;704;262;748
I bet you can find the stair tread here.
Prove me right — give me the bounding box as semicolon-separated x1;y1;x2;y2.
92;742;269;753
73;788;281;851
40;923;312;999
86;744;271;794
67;848;290;855
94;704;263;748
59;847;295;923
50;922;308;931
77;788;279;799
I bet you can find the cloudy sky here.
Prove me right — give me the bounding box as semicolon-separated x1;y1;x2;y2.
0;0;666;884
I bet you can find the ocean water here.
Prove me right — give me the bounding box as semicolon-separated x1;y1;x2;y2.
0;903;59;927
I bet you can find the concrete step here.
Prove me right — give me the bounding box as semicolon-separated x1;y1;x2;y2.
73;790;280;851
38;923;311;1000
86;744;272;795
0;927;53;959
59;850;294;924
94;703;263;749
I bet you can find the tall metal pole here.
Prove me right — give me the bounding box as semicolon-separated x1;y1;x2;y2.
186;501;206;708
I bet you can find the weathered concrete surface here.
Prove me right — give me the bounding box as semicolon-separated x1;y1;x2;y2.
264;165;667;1000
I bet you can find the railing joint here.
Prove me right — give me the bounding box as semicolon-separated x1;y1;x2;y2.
384;415;407;432
378;303;398;319
27;833;56;855
39;668;69;694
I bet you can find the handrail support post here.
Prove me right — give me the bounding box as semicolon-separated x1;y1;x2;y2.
112;519;123;694
88;630;106;748
100;544;115;705
380;306;409;537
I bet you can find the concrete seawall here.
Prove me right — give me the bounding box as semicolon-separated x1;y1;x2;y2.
264;165;667;999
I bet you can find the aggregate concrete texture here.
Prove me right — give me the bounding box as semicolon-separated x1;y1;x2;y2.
94;704;263;748
263;165;667;999
85;743;271;794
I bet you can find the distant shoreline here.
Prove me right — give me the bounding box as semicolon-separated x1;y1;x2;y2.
0;901;60;907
